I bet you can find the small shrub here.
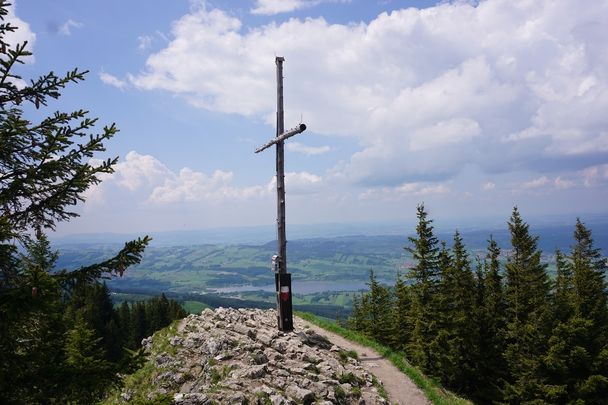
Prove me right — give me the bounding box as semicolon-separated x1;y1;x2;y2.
338;349;358;363
255;391;272;405
339;372;363;386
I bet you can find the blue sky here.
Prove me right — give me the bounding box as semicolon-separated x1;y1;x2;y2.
7;0;608;235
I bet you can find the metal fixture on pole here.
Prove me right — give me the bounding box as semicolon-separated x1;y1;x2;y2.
255;56;306;331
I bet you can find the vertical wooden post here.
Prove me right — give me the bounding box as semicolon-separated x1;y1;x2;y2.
274;56;293;331
255;57;306;332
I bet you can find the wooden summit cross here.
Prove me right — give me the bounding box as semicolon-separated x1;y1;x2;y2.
255;56;306;332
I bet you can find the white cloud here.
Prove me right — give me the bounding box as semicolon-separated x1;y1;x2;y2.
359;182;449;201
251;0;347;15
2;2;36;61
483;182;496;191
286;142;330;155
554;176;575;189
582;164;608;187
410;117;481;152
83;151;325;207
251;0;312;15
128;0;608;186
58;19;83;36
266;171;324;195
99;72;128;89
149;168;269;204
518;175;579;191
137;35;153;51
521;176;550;190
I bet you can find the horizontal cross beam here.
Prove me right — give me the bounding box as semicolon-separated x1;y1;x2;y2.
254;123;307;154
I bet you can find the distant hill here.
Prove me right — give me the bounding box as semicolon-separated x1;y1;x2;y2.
52;216;608;251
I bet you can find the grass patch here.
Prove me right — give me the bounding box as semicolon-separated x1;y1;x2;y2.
295;311;472;405
100;320;183;404
372;375;389;401
255;391;272;405
182;300;211;313
339;372;363;386
338;349;358;363
210;365;231;384
151;319;181;356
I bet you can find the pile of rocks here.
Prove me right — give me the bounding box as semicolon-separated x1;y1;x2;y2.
125;308;388;404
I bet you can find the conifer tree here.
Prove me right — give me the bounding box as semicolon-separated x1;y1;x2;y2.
449;231;478;393
544;220;608;403
0;5;150;401
570;219;608;403
503;207;551;402
346;270;392;344
433;232;478;393
553;249;573;324
365;269;392;345
348;294;367;332
391;274;411;351
1;233;66;402
477;236;507;402
64;314;113;403
405;204;441;371
430;241;458;383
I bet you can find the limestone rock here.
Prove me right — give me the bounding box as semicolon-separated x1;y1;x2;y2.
116;308;388;404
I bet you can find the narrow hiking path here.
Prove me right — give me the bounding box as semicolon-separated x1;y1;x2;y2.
296;317;431;405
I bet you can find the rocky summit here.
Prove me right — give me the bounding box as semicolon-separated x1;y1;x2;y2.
117;308;388;404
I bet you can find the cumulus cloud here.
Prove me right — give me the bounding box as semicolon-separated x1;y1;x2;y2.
2;2;36;59
582;164;608;187
554;176;575;189
127;0;608;186
359;182;449;201
286;142;330;155
99;72;128;89
149;169;270;204
266;171;324;195
83;151;324;207
521;176;550;190
58;19;83;36
137;35;153;51
251;0;347;15
483;182;496;191
518;175;578;191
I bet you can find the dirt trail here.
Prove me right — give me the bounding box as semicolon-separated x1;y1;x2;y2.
297;317;431;405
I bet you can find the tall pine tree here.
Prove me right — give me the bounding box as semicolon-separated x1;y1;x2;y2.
544;220;608;403
405;204;441;372
476;236;507;403
503;207;551;402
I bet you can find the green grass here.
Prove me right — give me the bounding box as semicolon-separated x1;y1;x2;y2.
295;311;472;405
182;300;211;313
100;320;182;404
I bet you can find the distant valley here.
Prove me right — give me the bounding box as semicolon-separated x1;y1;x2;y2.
54;221;608;318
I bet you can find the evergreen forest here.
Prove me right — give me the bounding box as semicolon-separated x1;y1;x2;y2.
349;204;608;404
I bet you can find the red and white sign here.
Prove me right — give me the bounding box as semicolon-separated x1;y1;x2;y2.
280;286;290;301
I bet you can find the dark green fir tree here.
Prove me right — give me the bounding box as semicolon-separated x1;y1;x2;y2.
544;220;608;403
502;207;551;402
405;204;441;372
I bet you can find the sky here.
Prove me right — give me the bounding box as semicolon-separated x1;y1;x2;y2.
7;0;608;236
